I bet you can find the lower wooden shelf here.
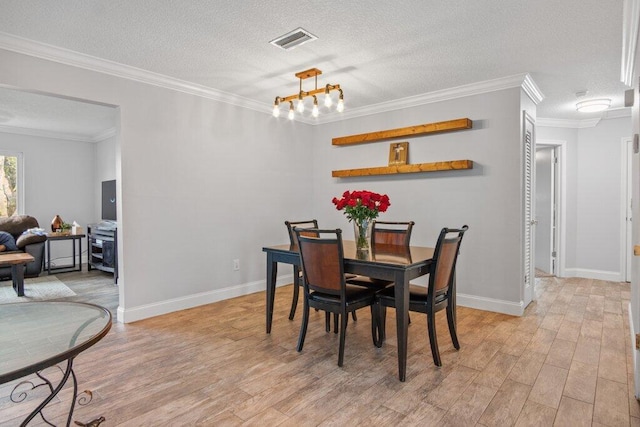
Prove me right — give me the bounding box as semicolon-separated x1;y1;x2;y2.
332;160;473;178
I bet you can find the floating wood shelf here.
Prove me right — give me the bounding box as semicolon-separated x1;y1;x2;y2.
332;160;473;178
332;118;473;146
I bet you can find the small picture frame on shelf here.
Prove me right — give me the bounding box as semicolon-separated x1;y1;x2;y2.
388;142;408;166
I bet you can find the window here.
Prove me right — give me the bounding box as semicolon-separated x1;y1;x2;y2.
0;151;23;217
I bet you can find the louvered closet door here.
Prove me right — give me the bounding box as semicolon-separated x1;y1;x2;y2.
523;112;536;306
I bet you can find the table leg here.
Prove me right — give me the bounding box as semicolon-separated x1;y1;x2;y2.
46;239;51;274
266;253;278;334
11;264;25;297
394;271;410;381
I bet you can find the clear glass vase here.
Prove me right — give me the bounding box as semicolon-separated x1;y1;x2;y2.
353;219;373;253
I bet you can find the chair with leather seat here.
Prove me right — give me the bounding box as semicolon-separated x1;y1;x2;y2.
294;228;379;367
285;220;318;320
286;220;357;327
376;225;468;366
347;220;415;290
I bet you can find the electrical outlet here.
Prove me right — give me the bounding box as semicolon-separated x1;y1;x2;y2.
233;259;240;271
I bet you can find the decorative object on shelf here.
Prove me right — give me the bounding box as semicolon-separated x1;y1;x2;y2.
51;215;63;232
332;190;390;252
273;68;343;120
389;142;409;166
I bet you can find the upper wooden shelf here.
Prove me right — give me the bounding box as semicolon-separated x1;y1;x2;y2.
332;160;473;178
332;118;473;146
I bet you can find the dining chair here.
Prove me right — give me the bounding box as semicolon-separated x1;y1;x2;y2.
285;220;318;320
294;228;379;367
375;225;468;366
347;220;415;290
286;220;358;325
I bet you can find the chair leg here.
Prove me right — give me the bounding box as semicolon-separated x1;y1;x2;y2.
289;280;300;320
378;306;386;347
297;300;310;352
334;313;339;334
446;304;460;350
352;311;357;321
371;304;383;348
325;311;331;332
338;312;348;367
427;311;442;366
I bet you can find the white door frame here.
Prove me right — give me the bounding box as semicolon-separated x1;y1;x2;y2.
523;111;536;306
623;136;634;282
537;139;567;278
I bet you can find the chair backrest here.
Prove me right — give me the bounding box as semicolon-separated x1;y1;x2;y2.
295;228;345;297
285;220;318;251
371;221;415;247
430;225;469;298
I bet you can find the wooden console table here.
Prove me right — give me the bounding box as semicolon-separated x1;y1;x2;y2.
0;252;35;296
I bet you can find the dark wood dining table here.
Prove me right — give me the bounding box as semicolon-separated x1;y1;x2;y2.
262;240;434;382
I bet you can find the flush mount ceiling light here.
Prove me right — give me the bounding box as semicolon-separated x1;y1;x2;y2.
576;98;611;113
269;27;318;51
272;68;344;119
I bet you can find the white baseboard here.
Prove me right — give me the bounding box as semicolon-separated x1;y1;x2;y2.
456;293;524;316
117;274;294;323
563;268;622;282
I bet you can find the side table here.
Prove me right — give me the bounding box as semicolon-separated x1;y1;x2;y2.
46;233;85;274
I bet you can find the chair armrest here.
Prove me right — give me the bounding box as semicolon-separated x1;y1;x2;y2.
16;233;47;249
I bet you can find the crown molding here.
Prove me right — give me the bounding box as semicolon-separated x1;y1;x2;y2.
621;0;640;86
537;117;601;128
0;123;113;142
0;32;269;115
91;127;118;142
314;73;545;125
538;107;631;128
0;32;544;126
521;74;545;104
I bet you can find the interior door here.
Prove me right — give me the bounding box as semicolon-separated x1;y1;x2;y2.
535;147;554;275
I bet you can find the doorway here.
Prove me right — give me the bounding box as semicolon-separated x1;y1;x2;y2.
535;140;566;278
623;136;633;282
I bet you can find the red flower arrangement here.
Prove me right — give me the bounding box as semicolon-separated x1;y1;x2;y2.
332;190;390;223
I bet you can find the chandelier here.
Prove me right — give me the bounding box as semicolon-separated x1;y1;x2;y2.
273;68;344;119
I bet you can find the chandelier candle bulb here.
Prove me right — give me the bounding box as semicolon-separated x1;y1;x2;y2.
288;102;295;120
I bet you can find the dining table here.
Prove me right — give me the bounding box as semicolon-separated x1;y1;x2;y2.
262;240;434;382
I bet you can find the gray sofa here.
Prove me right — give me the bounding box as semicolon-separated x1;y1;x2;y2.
0;215;47;279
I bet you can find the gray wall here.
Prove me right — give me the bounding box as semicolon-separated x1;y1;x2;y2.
0;131;95;265
1;46;537;319
311;88;530;313
0;48;315;321
538;116;631;280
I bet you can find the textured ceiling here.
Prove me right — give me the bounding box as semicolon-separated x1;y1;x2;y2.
0;0;631;138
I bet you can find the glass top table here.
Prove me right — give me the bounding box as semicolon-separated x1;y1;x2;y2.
0;302;112;426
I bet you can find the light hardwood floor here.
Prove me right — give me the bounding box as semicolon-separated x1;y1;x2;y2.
1;272;639;426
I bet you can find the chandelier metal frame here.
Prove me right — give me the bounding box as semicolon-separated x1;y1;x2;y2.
273;68;343;119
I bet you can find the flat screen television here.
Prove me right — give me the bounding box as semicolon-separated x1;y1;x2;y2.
101;180;117;221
